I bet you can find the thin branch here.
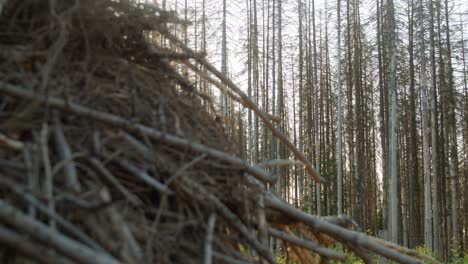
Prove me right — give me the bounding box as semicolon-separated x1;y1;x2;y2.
88;157;141;206
268;227;346;261
115;159;173;195
0;177;107;253
40;123;55;228
258;159;301;169
0;224;75;264
0;132;24;150
213;251;252;264
204;213;217;264
53;112;81;191
108;206;143;263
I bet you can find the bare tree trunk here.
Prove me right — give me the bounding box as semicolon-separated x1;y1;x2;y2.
429;0;440;253
336;0;343;219
418;0;433;250
407;0;420;248
297;0;305;208
386;0;398;245
442;0;459;254
460;14;468;253
275;0;283;200
221;0;228;116
311;0;321;216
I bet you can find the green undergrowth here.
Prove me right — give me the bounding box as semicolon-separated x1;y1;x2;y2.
274;244;468;263
415;246;468;264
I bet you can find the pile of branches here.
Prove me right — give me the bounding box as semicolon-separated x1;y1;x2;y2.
0;1;438;263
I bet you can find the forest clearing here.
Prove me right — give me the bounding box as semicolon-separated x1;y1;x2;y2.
0;0;466;263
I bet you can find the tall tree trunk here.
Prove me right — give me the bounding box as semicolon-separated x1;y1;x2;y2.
336;0;343;219
310;0;320;216
407;0;420;248
221;0;228;116
429;0;440;252
247;0;253;162
442;0;459;254
297;0;305;208
276;0;283;199
377;0;389;242
460;14;468;253
418;0;433;250
386;0;398;245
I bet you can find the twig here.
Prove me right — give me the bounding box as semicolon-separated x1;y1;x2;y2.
256;194;268;249
53;113;81;191
51;153;87;177
0;83;274;184
213;251;252;264
0;177;107;253
258;159;301;169
121;133;156;161
40;123;56;228
0;199;121;264
0;224;75;264
23;143;37;217
204;213;217;264
108;206;143;263
0;158;25;170
115;159;173;195
150;47;205;60
165;154;207;186
268;227;346;261
0;132;24;150
88;157;141;206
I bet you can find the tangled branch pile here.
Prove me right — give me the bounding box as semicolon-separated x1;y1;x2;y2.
0;1;438;263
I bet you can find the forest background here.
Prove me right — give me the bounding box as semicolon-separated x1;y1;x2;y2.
157;0;468;261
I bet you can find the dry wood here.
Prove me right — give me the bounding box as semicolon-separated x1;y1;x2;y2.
53;113;81;191
0;82;274;184
181;177;277;264
40;123;56;228
116;159;173;195
0;132;24;150
88;157;141;206
0;199;121;264
108;206;143;263
0;224;74;264
0;177;107;252
268;227;346;261
265;194;431;264
204;213;217;264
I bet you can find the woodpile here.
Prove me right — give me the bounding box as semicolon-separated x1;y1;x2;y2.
0;1;438;263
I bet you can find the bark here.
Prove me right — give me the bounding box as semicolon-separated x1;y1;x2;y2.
386;0;399;244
